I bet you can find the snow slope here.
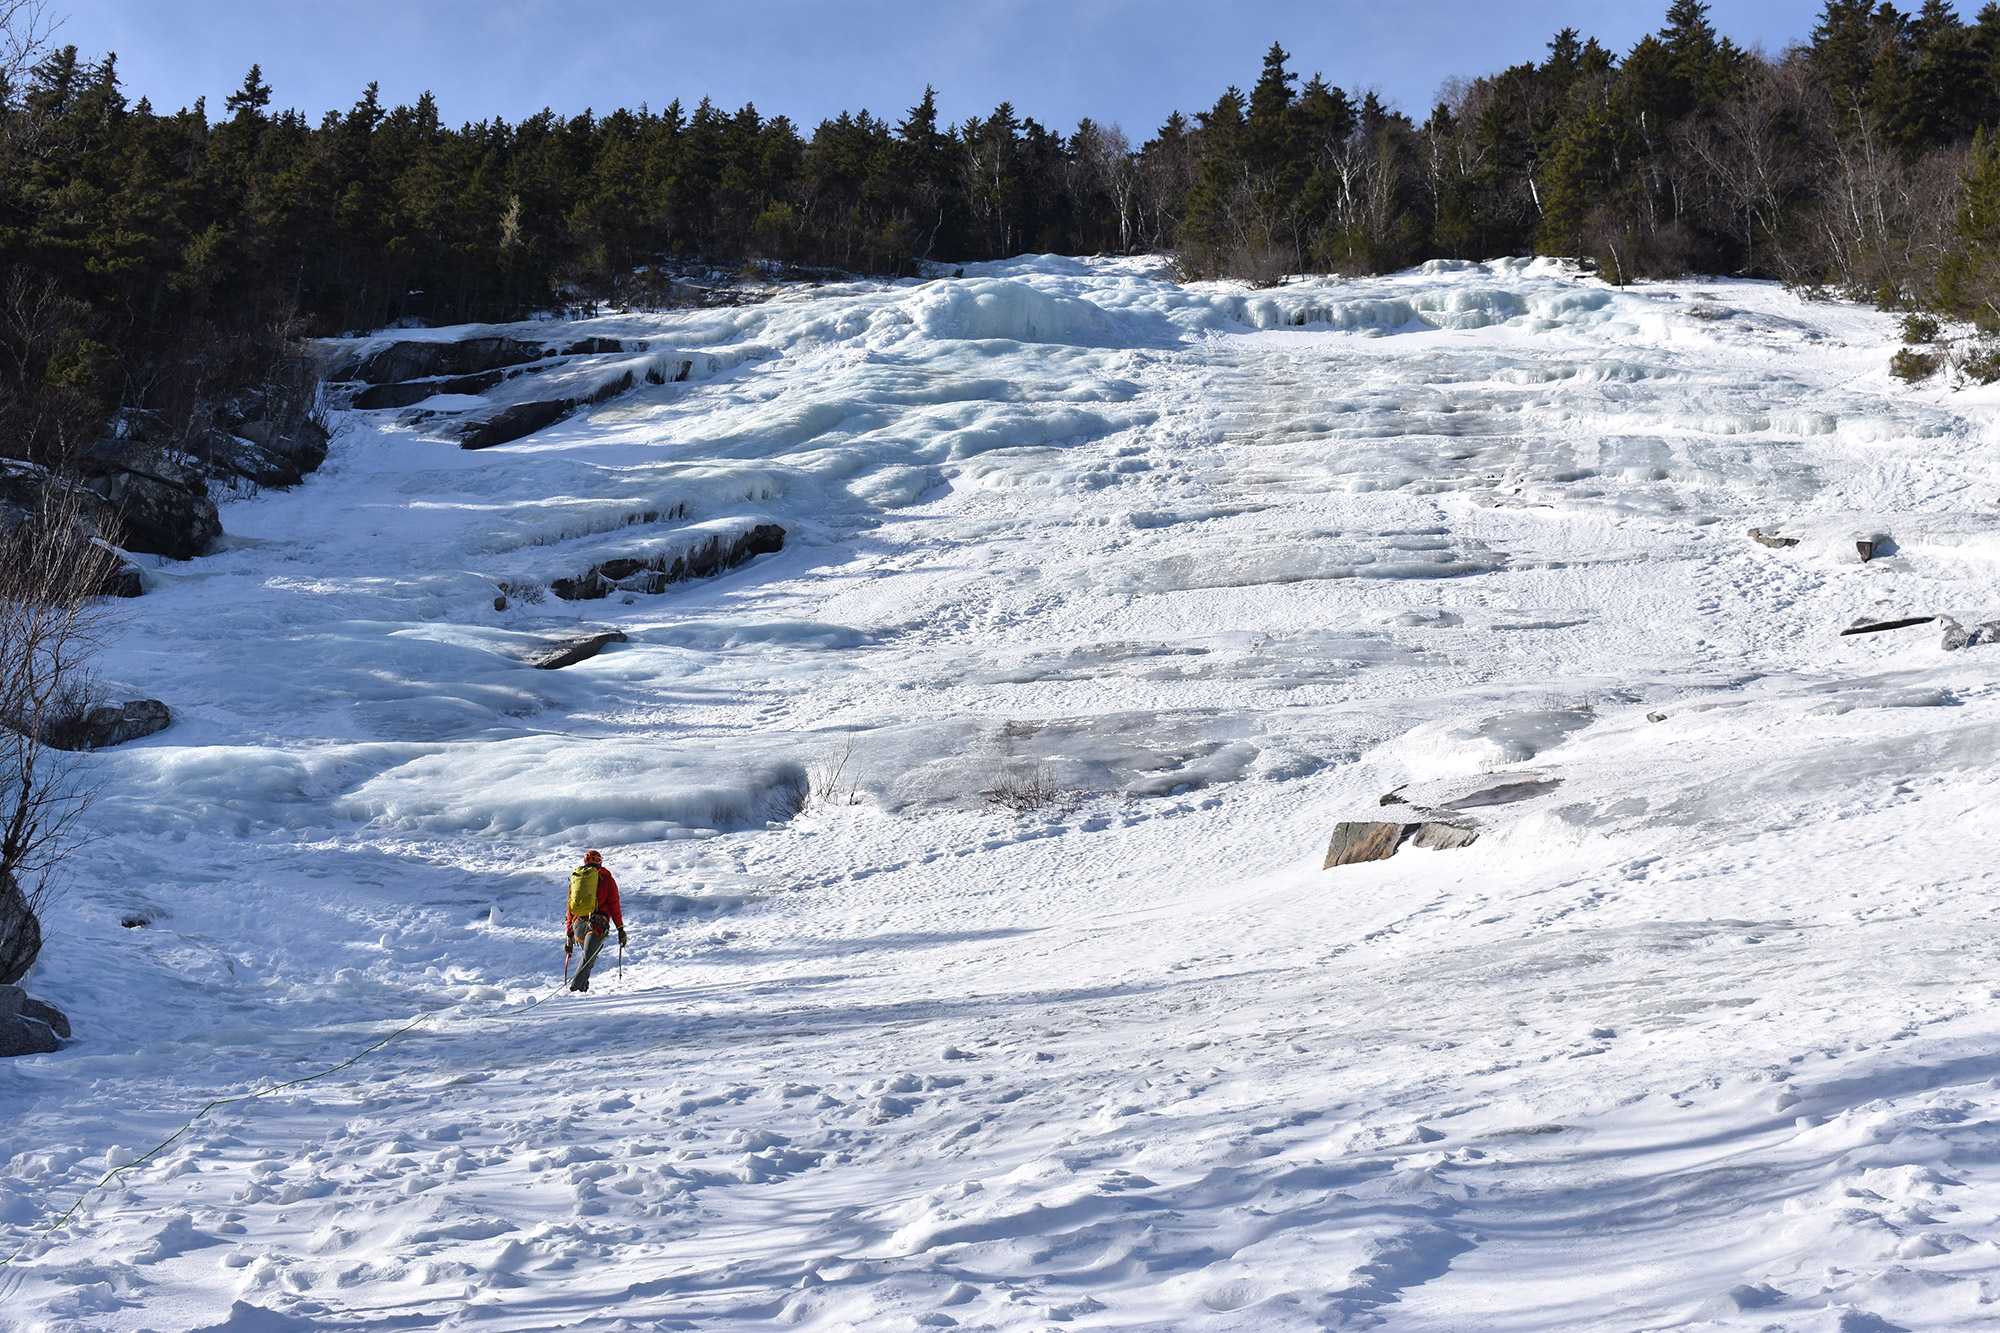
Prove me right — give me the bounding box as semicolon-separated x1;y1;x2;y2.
5;256;2000;1331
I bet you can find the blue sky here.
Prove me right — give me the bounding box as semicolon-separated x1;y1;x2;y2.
63;1;1838;135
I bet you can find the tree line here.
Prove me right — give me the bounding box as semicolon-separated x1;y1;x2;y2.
10;0;2000;468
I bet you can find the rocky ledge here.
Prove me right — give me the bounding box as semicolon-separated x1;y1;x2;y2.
0;984;70;1057
550;525;786;601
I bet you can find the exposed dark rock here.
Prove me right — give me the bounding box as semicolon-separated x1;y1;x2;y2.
76;430;221;560
457;399;574;450
1840;615;1935;636
1747;527;1799;548
587;370;634;404
81;468;220;559
1646;711;1668;723
529;630;628;670
340;336;547;386
234;417;329;475
1;458;122;551
0;1013;59;1057
109;563;146;598
558;337;628;356
0;872;39;985
19;993;69;1039
350;368;512;410
43;699;172;751
352;381;443;411
191;428;306;489
1856;536;1895;562
551;525;786;600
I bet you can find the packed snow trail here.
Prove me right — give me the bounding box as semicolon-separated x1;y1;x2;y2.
4;257;2000;1330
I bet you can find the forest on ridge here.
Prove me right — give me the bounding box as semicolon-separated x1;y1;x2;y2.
7;0;2000;469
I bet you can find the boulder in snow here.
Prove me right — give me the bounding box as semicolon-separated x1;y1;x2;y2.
1940;619;2000;651
1413;821;1481;849
0;985;69;1039
1323;817;1478;868
76;428;222;560
21;994;69;1038
1324;820;1411;867
43;699;173;751
0;1013;58;1057
1747;527;1799;549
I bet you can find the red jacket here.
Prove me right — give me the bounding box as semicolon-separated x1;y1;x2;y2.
568;867;624;930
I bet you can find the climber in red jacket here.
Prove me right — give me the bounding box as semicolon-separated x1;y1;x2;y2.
565;850;626;992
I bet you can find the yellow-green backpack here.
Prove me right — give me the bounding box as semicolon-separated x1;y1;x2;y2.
568;865;600;917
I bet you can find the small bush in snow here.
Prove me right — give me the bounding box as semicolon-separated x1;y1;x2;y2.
1891;348;1943;383
986;764;1086;818
772;735;865;821
1900;313;1942;345
1958;345;2000;384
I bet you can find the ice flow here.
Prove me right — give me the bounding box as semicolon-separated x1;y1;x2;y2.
5;256;2000;1331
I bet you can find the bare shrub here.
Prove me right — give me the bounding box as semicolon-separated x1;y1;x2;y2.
771;734;865;821
1536;690;1596;713
985;763;1086;818
0;476;120;981
768;770;809;821
807;734;863;809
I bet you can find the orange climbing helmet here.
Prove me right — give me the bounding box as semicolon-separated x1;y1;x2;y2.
583;849;603;866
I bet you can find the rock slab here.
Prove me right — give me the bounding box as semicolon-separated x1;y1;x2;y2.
529;631;629;670
1840;615;1935;637
1323;818;1480;869
551;525;787;600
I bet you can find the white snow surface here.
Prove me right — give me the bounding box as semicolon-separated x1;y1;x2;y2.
6;256;2000;1331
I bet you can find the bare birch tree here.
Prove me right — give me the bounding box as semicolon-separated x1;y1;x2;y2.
0;474;118;982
